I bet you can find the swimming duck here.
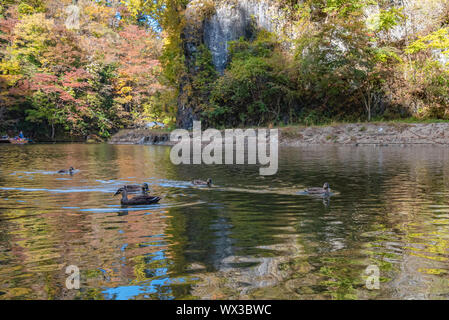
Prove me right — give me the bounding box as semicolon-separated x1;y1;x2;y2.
304;183;331;196
114;187;160;206
192;178;212;187
58;167;74;174
114;183;149;195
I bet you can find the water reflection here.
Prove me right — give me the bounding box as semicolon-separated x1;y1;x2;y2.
0;144;449;299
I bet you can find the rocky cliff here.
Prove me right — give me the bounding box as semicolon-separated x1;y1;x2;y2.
176;0;449;129
203;0;288;73
193;0;448;73
178;0;290;129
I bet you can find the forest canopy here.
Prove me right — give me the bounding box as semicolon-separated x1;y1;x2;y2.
0;0;168;139
1;0;449;139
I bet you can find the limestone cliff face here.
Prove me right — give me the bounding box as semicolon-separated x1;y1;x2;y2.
177;0;288;128
203;0;287;73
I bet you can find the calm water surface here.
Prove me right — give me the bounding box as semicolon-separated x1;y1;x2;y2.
0;143;448;299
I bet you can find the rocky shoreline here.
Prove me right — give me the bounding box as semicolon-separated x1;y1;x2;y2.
108;129;173;145
280;123;449;146
108;123;449;147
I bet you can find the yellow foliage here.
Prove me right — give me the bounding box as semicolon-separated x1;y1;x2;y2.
0;59;22;76
119;86;132;95
11;13;54;67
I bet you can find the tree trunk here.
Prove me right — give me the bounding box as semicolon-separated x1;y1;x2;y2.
51;123;55;141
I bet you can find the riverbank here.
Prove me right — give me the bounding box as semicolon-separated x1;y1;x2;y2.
108;128;172;145
108;122;449;146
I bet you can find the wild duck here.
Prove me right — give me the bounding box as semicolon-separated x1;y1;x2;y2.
114;183;149;195
304;183;331;196
58;167;74;174
114;187;160;206
192;178;212;187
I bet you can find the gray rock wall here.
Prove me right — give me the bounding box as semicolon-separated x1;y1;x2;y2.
203;0;287;73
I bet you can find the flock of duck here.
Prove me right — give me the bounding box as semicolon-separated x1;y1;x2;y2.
58;167;331;206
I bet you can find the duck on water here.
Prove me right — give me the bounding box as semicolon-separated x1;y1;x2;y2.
114;187;161;206
302;183;332;196
114;183;149;195
192;178;212;187
58;167;75;175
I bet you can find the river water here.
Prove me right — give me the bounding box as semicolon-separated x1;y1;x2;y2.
0;143;448;299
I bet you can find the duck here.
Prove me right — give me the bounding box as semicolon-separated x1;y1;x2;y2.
304;182;331;196
192;178;212;187
58;167;74;175
114;187;161;206
114;183;149;195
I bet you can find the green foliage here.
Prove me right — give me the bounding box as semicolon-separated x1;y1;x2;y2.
367;7;405;33
408;60;449;119
392;27;449;120
156;0;188;90
205;33;298;127
143;88;177;126
192;44;217;95
321;0;368;16
293;9;388;121
26;90;64;131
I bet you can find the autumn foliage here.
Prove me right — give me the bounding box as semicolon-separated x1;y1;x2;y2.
0;0;165;139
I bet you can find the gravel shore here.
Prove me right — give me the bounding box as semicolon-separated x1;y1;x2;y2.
108;123;449;146
280;123;449;146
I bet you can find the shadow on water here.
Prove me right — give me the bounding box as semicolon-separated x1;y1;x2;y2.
0;143;449;299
